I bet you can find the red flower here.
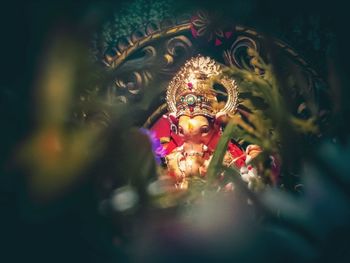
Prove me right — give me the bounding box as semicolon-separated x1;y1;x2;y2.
190;11;234;46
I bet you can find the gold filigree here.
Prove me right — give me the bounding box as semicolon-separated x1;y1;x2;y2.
166;55;238;118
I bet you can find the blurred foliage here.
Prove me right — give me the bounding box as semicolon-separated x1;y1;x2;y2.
223;49;318;150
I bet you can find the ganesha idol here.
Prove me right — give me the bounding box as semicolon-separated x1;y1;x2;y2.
149;55;262;190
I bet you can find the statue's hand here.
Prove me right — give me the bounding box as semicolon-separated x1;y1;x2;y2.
165;152;184;179
245;144;263;164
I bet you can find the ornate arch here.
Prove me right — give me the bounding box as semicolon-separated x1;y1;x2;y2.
82;12;330;130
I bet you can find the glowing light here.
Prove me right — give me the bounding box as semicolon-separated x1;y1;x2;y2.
111;186;139;212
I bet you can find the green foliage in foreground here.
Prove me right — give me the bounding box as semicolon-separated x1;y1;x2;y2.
13;34;350;263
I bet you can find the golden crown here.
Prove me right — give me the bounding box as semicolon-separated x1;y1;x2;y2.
166;55;239;118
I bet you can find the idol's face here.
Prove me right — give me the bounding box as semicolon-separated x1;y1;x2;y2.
177;115;214;144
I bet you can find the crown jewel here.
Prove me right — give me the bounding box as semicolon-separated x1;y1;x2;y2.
166;55;239;118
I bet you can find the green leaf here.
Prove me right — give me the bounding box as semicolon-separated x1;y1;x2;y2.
206;121;236;184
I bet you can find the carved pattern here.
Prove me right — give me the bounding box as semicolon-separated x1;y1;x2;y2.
109;70;153;104
108;33;194;103
223;36;259;70
160;35;194;75
83;13;329;126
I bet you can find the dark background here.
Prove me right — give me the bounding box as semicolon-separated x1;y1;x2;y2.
1;0;350;262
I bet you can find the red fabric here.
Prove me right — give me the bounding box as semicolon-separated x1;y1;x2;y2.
149;116;170;139
150;116;183;154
